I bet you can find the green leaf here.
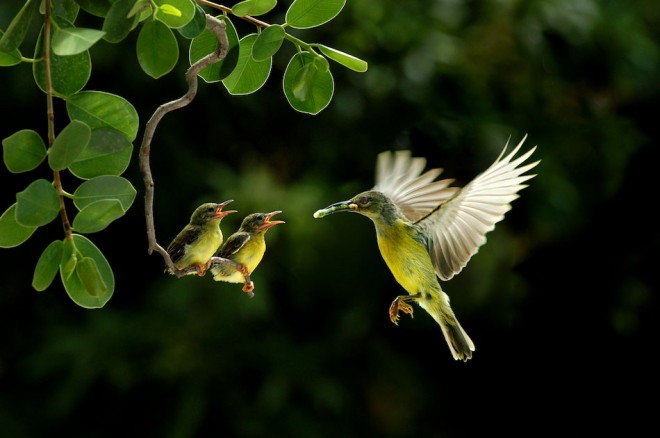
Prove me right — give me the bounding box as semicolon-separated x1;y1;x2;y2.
177;4;207;39
232;0;277;17
222;34;272;95
0;30;22;66
318;44;368;72
60;238;78;280
61;234;114;308
72;199;126;233
76;0;113;17
154;0;195;28
252;25;285;61
76;257;109;297
52;26;106;56
69;128;133;179
0;0;39;52
286;0;345;29
52;0;80;23
2;129;47;173
48;120;91;171
15;179;61;227
33;240;64;291
283;51;334;114
137;19;179;79
73;175;136;211
189;16;239;83
33;28;91;97
0;204;37;248
66;91;139;142
102;0;140;43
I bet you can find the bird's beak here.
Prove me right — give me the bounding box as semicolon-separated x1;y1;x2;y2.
313;201;358;218
215;200;237;219
260;211;285;230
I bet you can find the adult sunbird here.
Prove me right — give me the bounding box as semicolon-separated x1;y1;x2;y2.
210;211;285;297
313;136;539;361
166;200;237;276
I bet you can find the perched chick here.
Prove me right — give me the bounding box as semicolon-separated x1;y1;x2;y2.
210;211;284;296
166;200;237;276
313;136;539;361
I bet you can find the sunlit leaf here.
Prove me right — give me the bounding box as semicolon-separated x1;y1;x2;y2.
72;199;126;233
73;175;136;211
0;30;22;66
2;129;47;173
232;0;277;17
69;128;133;179
33;240;63;291
60;237;78;280
283;51;334;114
76;0;112;17
61;234;114;308
33;29;91;97
318;44;368;72
286;0;345;29
252;25;285;61
137;19;179;78
15;179;60;227
154;0;195;28
222;34;272;95
76;256;109;297
48;120;91;171
52;26;106;56
66;91;139;141
0;204;37;248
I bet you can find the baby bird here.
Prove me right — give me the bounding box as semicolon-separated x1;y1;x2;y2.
210;211;284;297
166;200;237;276
313;136;539;361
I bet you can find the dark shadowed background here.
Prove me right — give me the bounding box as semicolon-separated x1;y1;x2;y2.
1;1;658;436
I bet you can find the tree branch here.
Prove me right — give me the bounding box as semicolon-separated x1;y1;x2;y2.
139;15;231;277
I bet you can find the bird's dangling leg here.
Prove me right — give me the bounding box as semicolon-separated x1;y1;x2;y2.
236;264;255;298
389;293;421;325
195;260;212;277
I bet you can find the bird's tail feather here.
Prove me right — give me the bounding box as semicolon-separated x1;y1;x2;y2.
420;292;475;362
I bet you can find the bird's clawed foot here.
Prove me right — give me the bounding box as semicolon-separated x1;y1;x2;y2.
195;260;212;277
389;295;417;325
238;264;254;298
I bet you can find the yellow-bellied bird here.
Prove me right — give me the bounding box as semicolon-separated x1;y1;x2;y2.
166;200;237;276
313;136;539;361
210;211;285;297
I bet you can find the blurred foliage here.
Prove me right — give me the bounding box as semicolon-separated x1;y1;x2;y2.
1;0;658;436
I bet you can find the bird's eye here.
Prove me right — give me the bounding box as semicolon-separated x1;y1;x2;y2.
207;207;215;213
256;215;265;222
359;196;370;205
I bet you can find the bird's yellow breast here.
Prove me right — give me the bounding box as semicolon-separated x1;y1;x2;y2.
376;220;439;295
178;228;222;268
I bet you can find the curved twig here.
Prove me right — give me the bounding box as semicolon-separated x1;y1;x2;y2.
139;15;230;278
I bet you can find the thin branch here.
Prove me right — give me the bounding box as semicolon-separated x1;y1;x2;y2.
139;15;229;277
196;0;270;29
44;0;73;240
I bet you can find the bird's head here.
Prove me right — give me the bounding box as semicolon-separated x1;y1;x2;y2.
313;191;398;223
240;211;285;234
190;200;237;225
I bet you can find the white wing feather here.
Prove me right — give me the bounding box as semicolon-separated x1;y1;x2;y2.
416;135;539;280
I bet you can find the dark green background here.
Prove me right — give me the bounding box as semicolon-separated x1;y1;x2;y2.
1;1;657;436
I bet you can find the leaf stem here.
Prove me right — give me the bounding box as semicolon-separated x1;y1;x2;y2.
43;0;73;240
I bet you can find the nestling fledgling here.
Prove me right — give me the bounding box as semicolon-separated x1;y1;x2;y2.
210;211;284;297
313;136;539;361
166;200;237;276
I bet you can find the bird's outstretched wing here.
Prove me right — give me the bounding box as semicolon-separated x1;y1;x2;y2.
373;150;459;222
218;232;251;258
416;135;539;281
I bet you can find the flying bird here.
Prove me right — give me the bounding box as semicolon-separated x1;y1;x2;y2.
313;136;539;361
166;200;237;276
210;211;285;297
